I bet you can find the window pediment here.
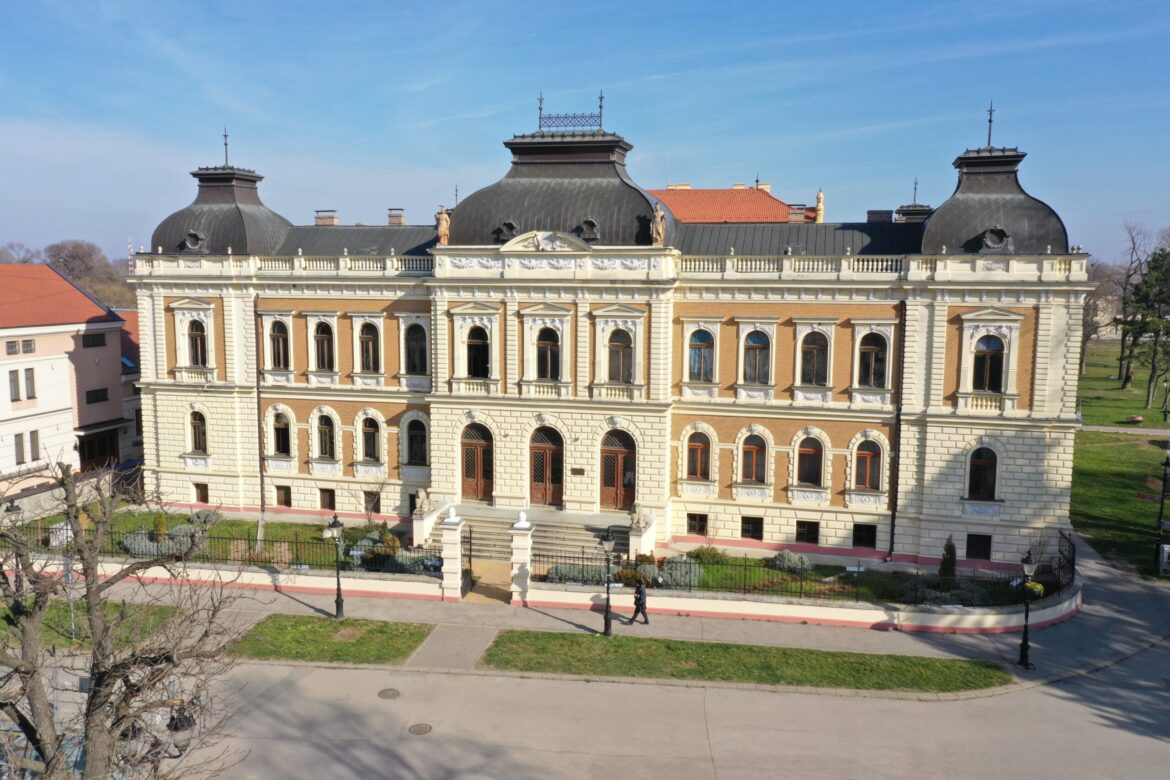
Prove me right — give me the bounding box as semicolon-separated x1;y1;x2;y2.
521;302;574;318
169;297;214;311
958;307;1025;324
450;301;502;316
500;230;592;253
592;303;646;319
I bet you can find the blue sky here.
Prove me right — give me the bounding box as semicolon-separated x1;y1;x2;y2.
1;0;1167;262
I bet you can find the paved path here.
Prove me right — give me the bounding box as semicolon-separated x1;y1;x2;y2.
405;624;498;672
1082;423;1170;436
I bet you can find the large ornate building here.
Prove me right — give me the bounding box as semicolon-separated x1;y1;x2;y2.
132;122;1088;566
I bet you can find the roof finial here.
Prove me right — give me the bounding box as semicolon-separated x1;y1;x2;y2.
754;172;760;188
598;89;604;130
913;177;919;204
454;184;459;207
986;100;995;148
538;92;544;127
223;126;230;166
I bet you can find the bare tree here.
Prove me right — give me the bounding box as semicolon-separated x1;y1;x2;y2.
0;465;241;779
1081;257;1122;374
42;241;134;308
0;243;44;264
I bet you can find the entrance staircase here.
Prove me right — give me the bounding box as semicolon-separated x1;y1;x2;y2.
447;505;631;561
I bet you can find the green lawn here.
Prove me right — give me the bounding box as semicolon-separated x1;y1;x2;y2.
481;631;1012;692
230;614;432;664
1078;342;1163;426
2;601;175;650
1070;430;1166;576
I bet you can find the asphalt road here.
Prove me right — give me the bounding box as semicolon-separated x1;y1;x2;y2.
210;635;1170;780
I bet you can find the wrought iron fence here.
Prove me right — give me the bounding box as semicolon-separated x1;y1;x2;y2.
531;549;1076;608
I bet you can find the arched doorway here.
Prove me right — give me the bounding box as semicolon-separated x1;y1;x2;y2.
600;430;636;510
461;424;493;502
530;427;564;507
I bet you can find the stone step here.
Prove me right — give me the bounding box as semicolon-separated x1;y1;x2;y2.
454;515;630;561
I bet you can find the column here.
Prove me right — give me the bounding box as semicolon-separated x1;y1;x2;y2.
509;512;535;605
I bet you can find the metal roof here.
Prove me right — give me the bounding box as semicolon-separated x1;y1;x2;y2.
674;222;924;256
274;226;437;256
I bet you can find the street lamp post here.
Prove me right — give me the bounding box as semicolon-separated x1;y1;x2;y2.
323;515;345;619
1017;551;1038;670
599;530;616;637
1157;443;1170;576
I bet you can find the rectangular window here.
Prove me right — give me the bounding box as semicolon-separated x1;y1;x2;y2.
275;485;292;507
740;515;764;541
686;513;709;536
85;388;109;404
135;409;143;437
966;533;992;561
82;333;106;348
193;483;209;504
14;433;24;465
29;430;39;462
319;488;336;511
21;339;34;354
23;368;34;399
363;491;381;514
8;370;19;401
795;520;820;545
5;341;17;355
852;523;877;549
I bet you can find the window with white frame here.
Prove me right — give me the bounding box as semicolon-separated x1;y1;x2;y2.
361;417;380;462
404;324;428;374
608;330;633;383
314;323;335;372
957;308;1024;412
685;432;711;480
273;412;292;456
451;303;501;382
190;412;208;454
800;333;829;386
858;333;888;388
688;330;714;382
967;447;997;500
521;304;572;387
399;410;431;469
396;314;432;392
259;312;294;379
792;319;837;403
305;313;339;380
741;434;767;483
676;422;718;495
732;425;775;502
269;321;290;369
734;318;777;400
788;428;831;504
680;318;720;398
796;437;823;486
359;322;381;373
854;441;881;489
592;305;645;390
171;299;215;370
188;321;208;368
316;415;337;460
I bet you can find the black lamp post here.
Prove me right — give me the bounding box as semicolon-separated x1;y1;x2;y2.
1157;443;1170;576
600;530;616;637
323;515;345;619
1017;551;1038;670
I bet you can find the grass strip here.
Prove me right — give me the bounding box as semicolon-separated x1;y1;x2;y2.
2;601;175;650
230;613;432;664
481;630;1011;692
1077;342;1159;427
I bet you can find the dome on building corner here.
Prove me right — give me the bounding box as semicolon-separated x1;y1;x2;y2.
150;166;292;256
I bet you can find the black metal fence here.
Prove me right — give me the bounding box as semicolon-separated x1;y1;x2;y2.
531;548;1077;608
6;526;446;578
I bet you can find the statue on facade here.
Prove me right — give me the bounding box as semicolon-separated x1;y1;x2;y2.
435;207;451;246
413;488;434;518
650;203;666;246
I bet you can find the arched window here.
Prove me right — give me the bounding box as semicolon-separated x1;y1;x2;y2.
269;322;289;370
858;333;887;388
968;447;997;500
273;412;291;456
188;321;207;368
973;335;1004;393
314;323;334;372
742;434;766;483
536;327;560;380
467;326;489;378
405;324;428;375
361;418;379;462
797;437;823;486
855;440;882;490
317;416;336;460
359;323;380;373
689;330;714;382
686;432;710;480
406;420;428;465
190;412;207;454
744;330;770;384
608;329;633;384
801;332;829;386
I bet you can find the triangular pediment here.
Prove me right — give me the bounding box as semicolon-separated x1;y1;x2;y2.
169;297;214;310
521;302;574;317
959;307;1025;323
592;303;646;318
500;230;592;253
450;301;502;316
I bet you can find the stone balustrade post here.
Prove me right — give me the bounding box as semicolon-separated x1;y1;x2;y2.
439;507;465;602
629;509;657;557
510;512;535;605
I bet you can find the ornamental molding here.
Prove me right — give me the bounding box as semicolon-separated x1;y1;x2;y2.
354;462;387;479
981;259;1010;272
732;484;771;502
181;454;211;471
680;481;717;496
962;501;1002;518
501;230;591;253
794;388;832;403
449;256;504;270
591;257;648;272
789;487;828;505
309;460;342;477
264;457;295;473
735;386;773;402
681;383;718;399
850;390;889;405
847;490;885;508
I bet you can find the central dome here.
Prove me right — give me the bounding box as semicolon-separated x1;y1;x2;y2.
449;131;672;246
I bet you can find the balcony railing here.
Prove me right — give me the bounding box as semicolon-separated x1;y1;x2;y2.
134;254;434;277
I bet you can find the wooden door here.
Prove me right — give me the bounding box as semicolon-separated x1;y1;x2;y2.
530;446;563;506
600;450;635;510
461;442;493;502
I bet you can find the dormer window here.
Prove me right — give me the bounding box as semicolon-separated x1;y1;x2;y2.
581;218;600;242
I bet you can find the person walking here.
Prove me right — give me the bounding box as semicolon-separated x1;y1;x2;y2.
632;580;649;625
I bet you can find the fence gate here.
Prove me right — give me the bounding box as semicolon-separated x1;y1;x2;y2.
462;527;474;579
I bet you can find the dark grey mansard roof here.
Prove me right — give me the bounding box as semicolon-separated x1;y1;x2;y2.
674;221;924;255
275;226;436;256
449;131;675;246
920;147;1068;254
151;167;293;256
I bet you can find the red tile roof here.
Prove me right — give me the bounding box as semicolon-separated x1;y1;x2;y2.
649;187;802;223
0;265;120;329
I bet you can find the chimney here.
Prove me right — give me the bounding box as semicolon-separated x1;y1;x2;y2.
666;183;692;190
867;210;893;224
755;182;772;193
731;183;746;189
315;209;339;227
387;208;407;226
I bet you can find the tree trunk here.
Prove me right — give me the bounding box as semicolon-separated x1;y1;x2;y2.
1117;330;1129;381
1146;331;1161;408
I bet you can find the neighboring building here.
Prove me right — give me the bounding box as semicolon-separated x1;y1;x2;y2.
0;265;138;497
649;183;820;224
132;123;1089;567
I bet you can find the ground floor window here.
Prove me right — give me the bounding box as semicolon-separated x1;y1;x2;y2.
966;533;992;560
364;491;381;514
795;520;820;545
193;483;209;504
319;488;336;511
852;523;877;549
686;513;708;536
275;485;292;507
740;516;763;541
